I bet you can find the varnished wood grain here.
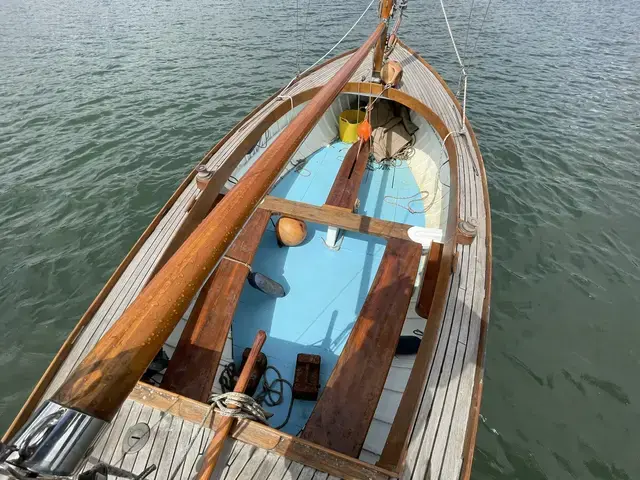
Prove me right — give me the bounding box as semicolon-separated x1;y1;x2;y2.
325;140;370;210
301;238;422;457
160;210;271;402
260;196;413;241
195;331;266;480
373;0;394;75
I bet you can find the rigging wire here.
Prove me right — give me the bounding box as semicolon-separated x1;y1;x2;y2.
297;0;313;74
439;0;493;134
438;0;468;133
295;0;300;73
279;0;377;95
461;0;476;65
466;0;493;72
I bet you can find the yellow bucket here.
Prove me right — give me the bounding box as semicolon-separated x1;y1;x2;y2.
339;110;366;143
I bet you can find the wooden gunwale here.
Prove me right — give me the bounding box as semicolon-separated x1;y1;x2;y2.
397;39;492;479
1;46;361;443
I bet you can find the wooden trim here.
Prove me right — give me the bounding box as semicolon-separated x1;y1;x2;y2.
129;383;397;480
415;241;444;318
373;0;394;74
261;196;414;241
397;39;493;479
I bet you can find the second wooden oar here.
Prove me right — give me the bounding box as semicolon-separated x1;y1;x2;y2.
195;330;267;480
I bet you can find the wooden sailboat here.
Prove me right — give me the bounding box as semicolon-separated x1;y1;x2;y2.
0;2;491;479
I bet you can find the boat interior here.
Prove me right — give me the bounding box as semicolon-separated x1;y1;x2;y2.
3;36;489;480
152;91;455;464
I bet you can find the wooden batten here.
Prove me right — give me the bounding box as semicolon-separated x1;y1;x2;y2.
325;140;370;210
373;0;394;75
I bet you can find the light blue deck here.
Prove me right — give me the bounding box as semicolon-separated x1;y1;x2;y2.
231;141;425;434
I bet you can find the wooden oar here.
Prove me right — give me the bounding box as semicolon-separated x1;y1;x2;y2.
195;330;267;480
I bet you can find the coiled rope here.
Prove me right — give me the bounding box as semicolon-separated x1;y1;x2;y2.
220;363;295;430
207;392;272;424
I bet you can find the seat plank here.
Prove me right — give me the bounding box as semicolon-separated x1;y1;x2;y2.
300;238;422;457
325;140;370;210
160;209;271;401
260;197;413;242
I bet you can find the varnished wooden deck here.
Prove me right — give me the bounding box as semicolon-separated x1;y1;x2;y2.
20;42;489;480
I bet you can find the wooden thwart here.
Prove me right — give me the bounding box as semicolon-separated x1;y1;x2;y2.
160;209;271;402
325;140;370;210
300;238;422;457
261;196;413;241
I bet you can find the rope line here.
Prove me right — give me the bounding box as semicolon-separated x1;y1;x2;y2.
208;392;272;424
279;0;377;96
220;363;295;430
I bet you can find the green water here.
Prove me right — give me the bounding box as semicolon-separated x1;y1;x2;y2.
1;0;639;478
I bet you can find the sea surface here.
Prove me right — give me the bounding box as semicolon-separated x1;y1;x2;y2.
1;0;639;478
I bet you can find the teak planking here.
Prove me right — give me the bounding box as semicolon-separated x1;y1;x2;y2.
325;140;370;210
260;196;413;241
50;23;385;422
396;40;492;480
160;210;271;402
301;238;422;457
128;383;397;480
415;241;444;318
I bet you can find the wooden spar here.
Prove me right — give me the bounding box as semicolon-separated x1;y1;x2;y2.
195;330;266;480
373;0;394;75
50;23;385;422
159;209;271;402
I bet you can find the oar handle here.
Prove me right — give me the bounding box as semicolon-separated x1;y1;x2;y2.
195;330;266;480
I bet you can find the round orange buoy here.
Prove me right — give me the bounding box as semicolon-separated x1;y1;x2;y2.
357;119;372;141
276;217;308;247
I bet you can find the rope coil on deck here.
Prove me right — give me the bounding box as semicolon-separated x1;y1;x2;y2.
207;392;272;424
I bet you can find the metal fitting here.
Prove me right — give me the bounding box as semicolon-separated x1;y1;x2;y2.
4;400;106;477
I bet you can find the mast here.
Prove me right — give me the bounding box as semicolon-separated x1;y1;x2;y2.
373;0;394;76
4;22;386;478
